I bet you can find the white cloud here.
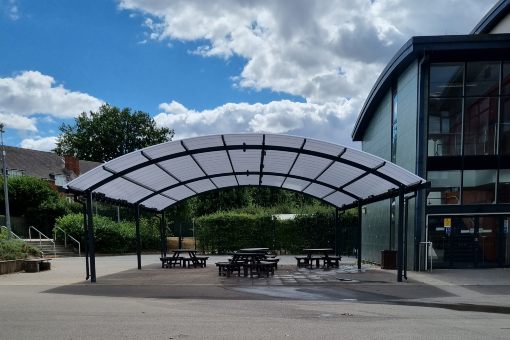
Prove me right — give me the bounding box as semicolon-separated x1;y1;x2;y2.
120;0;496;146
0;71;103;121
119;0;495;103
8;0;19;20
20;136;57;152
155;99;359;146
0;113;37;132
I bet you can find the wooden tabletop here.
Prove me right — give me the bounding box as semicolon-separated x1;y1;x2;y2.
239;248;269;253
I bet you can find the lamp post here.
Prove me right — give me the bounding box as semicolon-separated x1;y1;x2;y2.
0;123;11;238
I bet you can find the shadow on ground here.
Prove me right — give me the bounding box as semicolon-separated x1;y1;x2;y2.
44;263;454;303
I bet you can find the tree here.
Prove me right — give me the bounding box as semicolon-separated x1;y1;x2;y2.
54;104;174;162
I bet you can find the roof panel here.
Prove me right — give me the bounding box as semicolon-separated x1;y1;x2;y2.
105;151;147;173
124;164;177;191
303;183;334;198
323;191;354;207
223;133;263;146
344;173;397;198
282;177;310;192
291;154;332;178
317;162;365;188
230;150;260;172
183;135;223;150
304;139;345;156
342;148;383;169
211;176;238;188
143;141;186;159
186;179;216;193
68;166;111;191
237;174;259;186
260;175;285;187
163;186;195;201
141;195;176;211
95;178;153;203
263;150;295;174
194;151;231;175
378;163;423;186
265;134;304;148
159;156;205;181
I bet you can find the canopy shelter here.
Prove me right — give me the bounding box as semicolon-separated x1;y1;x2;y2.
68;133;429;282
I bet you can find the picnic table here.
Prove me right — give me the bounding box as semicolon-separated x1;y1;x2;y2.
296;248;340;269
216;251;277;278
160;249;209;268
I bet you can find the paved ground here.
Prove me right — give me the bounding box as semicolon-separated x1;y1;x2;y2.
0;255;509;339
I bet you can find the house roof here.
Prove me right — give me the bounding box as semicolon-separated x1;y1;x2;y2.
351;33;510;141
471;0;510;34
68;133;428;212
3;146;101;182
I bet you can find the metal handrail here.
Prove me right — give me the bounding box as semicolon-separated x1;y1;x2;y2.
53;226;81;256
0;225;21;240
28;226;56;257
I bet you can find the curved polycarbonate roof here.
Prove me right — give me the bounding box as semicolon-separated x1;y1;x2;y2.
68;133;427;211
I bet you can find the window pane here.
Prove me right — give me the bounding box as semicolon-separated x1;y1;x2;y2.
464;97;498;155
465;62;499;96
501;97;510;155
427;171;461;205
428;98;462;156
430;63;464;97
502;62;510;95
499;169;510;203
463;170;496;204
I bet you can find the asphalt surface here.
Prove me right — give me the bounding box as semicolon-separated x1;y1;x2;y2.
0;255;509;339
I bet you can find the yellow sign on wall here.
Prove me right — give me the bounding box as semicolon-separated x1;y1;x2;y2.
444;218;451;228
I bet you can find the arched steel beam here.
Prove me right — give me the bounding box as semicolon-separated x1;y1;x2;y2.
78;141;403;193
135;171;362;206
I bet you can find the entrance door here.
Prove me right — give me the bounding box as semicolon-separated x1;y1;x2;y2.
428;215;509;268
428;216;476;268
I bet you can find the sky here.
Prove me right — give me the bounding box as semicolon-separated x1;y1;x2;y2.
0;0;498;152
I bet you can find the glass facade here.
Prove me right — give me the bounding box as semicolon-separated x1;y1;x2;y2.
427;61;510;205
427;171;461;205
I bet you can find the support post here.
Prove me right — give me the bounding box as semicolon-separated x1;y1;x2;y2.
135;204;141;270
83;200;89;280
162;212;167;257
357;202;362;270
397;189;405;282
403;192;416;280
335;208;339;257
86;191;96;283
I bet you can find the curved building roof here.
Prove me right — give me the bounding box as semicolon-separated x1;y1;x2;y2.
351;34;510;141
472;0;510;34
68;133;427;211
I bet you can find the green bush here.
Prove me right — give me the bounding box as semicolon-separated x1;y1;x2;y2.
55;213;160;253
0;176;80;233
0;238;41;260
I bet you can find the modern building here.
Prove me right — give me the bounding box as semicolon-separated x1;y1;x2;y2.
352;0;510;269
3;146;100;191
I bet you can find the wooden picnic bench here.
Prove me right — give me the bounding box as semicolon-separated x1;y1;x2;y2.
160;256;183;268
322;255;341;269
295;256;321;268
182;256;209;268
215;261;241;277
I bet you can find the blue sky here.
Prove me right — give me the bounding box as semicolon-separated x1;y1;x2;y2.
0;0;496;151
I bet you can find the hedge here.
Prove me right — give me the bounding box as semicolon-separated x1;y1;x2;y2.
195;210;358;254
55;213;160;253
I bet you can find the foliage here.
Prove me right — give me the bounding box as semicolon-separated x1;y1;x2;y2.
54;104;174;162
0;176;78;232
0;230;41;260
55;213;161;253
194;209;358;254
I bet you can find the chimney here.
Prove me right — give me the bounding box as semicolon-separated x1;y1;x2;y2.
64;155;80;176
